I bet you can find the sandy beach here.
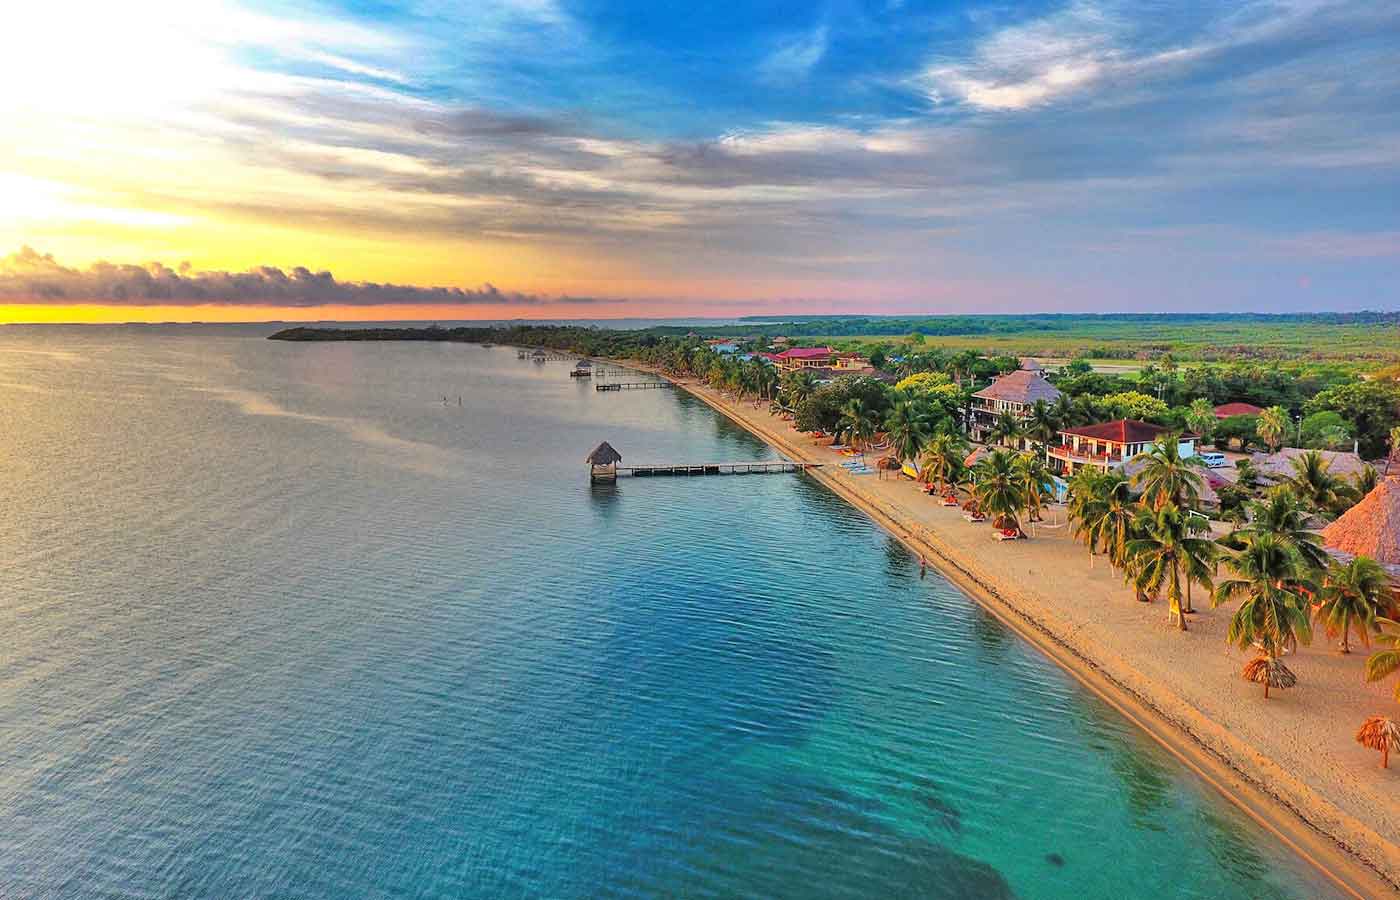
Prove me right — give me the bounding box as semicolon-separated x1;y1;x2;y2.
634;365;1400;897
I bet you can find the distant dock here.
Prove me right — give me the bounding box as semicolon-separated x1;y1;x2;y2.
596;382;672;392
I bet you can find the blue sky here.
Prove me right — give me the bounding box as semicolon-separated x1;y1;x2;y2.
2;0;1398;315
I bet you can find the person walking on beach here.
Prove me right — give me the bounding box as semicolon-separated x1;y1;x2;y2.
919;556;927;579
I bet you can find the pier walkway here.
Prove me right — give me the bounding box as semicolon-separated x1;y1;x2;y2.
596;381;673;391
616;461;818;476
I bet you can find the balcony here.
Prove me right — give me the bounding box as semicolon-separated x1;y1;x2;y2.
1048;445;1125;467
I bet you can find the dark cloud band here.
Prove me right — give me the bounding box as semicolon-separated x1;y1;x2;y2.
0;247;599;307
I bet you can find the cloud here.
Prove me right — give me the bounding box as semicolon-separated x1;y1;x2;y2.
758;25;830;84
0;247;599;307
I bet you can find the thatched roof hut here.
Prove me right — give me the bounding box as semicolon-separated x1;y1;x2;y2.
1356;715;1400;768
1241;656;1296;698
585;441;623;465
1322;474;1400;567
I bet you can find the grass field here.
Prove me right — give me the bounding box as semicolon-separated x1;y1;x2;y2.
819;319;1400;371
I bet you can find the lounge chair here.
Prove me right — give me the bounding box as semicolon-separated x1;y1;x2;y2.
941;495;960;507
993;529;1021;541
962;512;986;523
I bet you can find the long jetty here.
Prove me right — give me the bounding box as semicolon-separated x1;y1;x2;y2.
617;461;818;476
596;381;673;391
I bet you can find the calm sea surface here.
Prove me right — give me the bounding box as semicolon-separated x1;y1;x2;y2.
0;326;1343;899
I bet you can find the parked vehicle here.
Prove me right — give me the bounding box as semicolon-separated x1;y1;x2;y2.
1198;451;1228;468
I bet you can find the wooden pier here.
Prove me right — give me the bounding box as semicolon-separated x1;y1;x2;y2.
616;461;818;477
596;381;672;392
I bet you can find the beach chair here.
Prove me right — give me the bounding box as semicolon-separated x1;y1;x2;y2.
962;512;986;523
993;529;1021;541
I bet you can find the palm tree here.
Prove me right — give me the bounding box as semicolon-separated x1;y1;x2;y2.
837;398;880;450
1353;464;1379;499
1088;471;1137;570
1364;618;1400;702
781;370;819;409
919;431;968;494
1227;490;1331;575
1213;533;1314;697
987;410;1024;448
1130;436;1204;511
1257;405;1290;452
1051;393;1079;429
1316;556;1389;653
885;400;931;464
1024;400;1060;450
1068;469;1110;566
1125;503;1217;630
973;449;1027;534
1013;452;1054;523
1185;398;1217;445
1284;449;1347;516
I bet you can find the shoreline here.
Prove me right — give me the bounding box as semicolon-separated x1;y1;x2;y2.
620;359;1400;898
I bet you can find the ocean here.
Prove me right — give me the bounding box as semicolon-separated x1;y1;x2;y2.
0;325;1342;898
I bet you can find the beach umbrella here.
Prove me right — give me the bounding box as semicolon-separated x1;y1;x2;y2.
1355;715;1400;769
1241;655;1296;699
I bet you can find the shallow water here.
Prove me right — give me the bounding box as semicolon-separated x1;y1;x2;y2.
0;326;1343;898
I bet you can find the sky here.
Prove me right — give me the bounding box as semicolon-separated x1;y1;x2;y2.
1;0;1398;321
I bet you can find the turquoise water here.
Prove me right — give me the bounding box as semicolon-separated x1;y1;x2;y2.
0;327;1343;898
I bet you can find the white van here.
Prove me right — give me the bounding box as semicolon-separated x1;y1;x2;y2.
1198;452;1227;468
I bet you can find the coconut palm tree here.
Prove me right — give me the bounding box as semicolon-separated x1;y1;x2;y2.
884;400;932;464
1024;400;1060;450
1284;449;1348;517
987;410;1024;448
1364;618;1400;702
1213;533;1314;697
1353;464;1379;499
1356;715;1400;769
837;397;880;450
1068;469;1110;566
973;449;1027;534
1125;503;1217;630
1051;393;1079;429
919;431;969;494
1013;452;1054;523
1130;436;1205;511
1185;398;1217;445
781;369;819;409
1082;470;1137;570
1226;491;1331;575
1317;556;1389;653
1257;405;1290;453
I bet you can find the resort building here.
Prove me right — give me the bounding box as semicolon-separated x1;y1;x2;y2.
1214;402;1265;419
832;352;872;371
1322;457;1400;587
773;347;837;372
1049;419;1197;476
706;340;739;354
968;362;1061;443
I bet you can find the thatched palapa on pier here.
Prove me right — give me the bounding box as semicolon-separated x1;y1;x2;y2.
587;441;622;483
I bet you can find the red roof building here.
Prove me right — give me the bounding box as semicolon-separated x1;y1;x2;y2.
1048;419;1198;475
1213;402;1265;419
773;346;836;371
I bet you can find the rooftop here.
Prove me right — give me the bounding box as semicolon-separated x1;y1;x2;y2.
972;369;1061;405
775;346;835;360
1214;402;1265;418
1060;419;1189;445
585;441;623;465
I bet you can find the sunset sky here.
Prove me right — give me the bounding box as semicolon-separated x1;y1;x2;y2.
2;0;1398;321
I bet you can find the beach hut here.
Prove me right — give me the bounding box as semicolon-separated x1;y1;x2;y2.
1321;466;1400;568
586;441;623;483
